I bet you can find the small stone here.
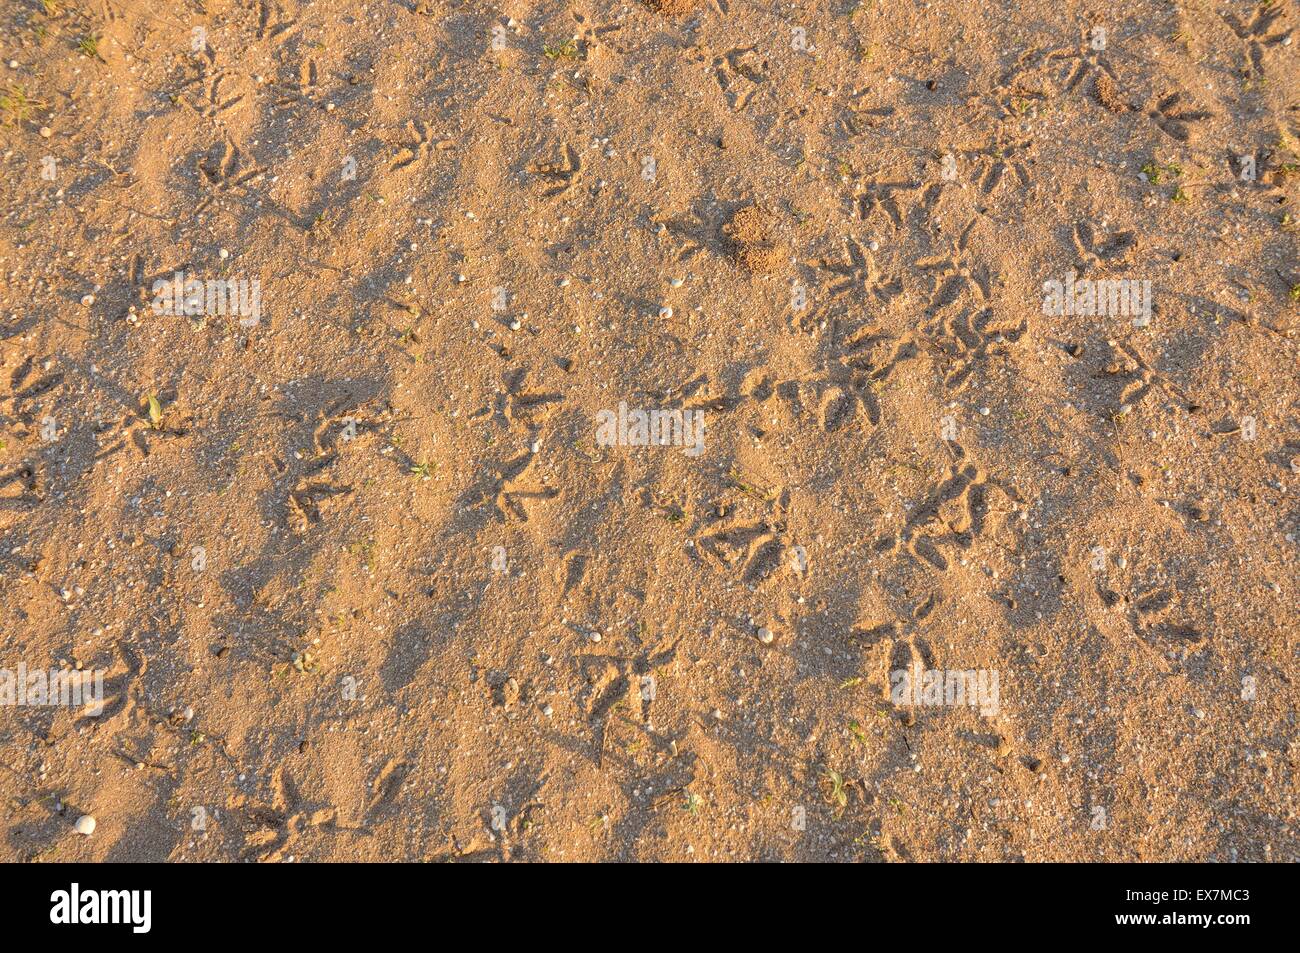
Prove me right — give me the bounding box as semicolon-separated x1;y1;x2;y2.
669;277;684;288
74;815;96;836
80;294;95;307
509;318;521;330
39;126;52;138
757;627;774;644
659;306;673;320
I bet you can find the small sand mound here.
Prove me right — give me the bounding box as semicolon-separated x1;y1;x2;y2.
1094;73;1126;112
643;0;698;16
723;205;785;274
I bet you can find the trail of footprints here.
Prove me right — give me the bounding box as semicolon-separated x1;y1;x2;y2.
9;3;1272;855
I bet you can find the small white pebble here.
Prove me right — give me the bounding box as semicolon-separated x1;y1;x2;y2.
74;815;96;836
659;306;673;320
80;294;95;307
757;627;774;644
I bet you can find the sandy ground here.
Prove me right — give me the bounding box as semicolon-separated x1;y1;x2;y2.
0;0;1297;862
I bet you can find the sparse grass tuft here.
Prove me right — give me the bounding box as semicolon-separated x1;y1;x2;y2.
727;466;774;502
77;33;103;60
1141;159;1182;184
0;85;44;124
542;39;579;61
